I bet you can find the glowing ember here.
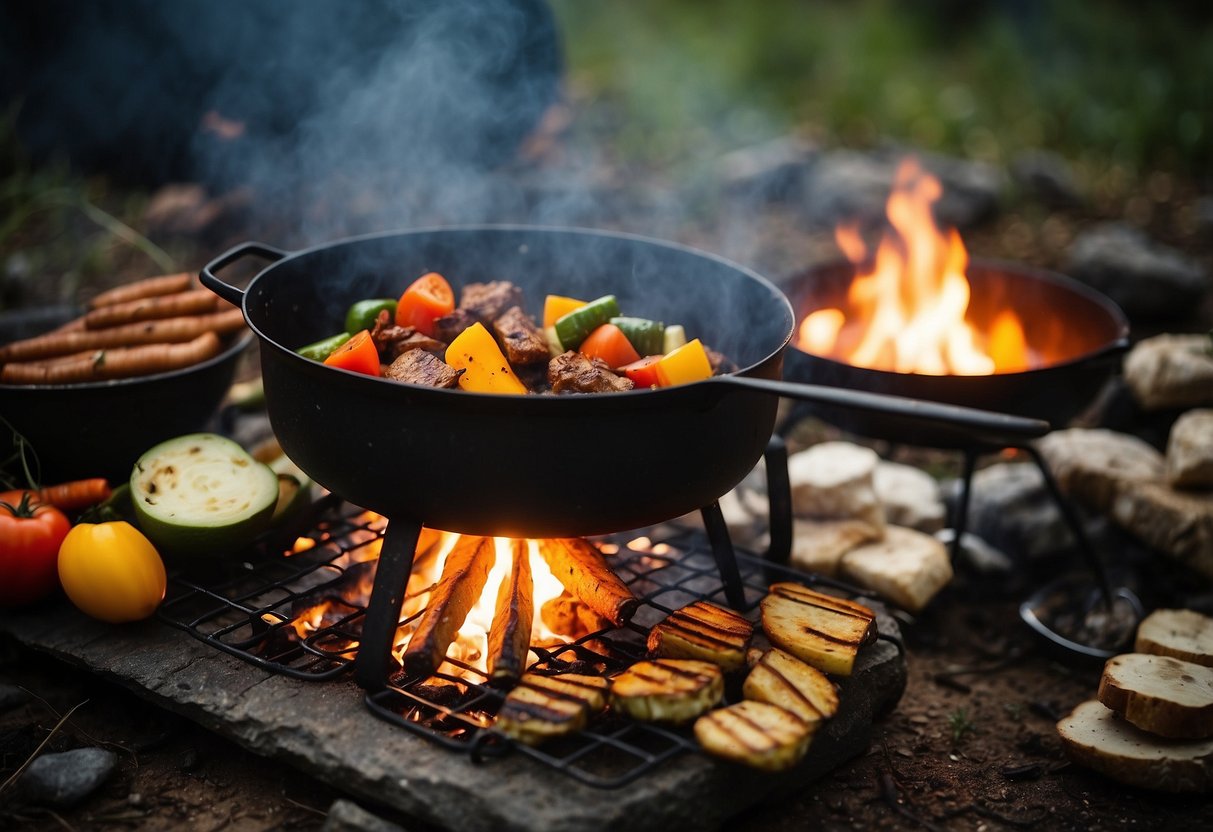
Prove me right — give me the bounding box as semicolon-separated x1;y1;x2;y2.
798;158;1034;375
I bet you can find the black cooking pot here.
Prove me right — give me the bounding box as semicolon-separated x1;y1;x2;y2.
201;226;1048;538
784;260;1130;444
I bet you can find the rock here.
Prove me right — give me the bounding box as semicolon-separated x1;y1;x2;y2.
934;529;1014;575
1124;334;1213;412
323;799;409;832
1066;225;1209;321
20;747;117;807
718;136;817;203
801;149;1001;230
1168;409;1213;490
1111;483;1213;579
839;526;953;613
788;441;885;533
1037;428;1166;513
963;462;1072;559
0;681;30;711
1010;150;1083;208
874;461;945;533
789;519;882;577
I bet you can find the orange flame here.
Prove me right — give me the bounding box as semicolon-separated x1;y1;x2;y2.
798;159;1032;375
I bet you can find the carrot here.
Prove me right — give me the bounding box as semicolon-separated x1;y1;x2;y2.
47;316;88;335
0;478;112;511
0;308;245;363
0;332;223;384
88;273;194;309
84;288;220;330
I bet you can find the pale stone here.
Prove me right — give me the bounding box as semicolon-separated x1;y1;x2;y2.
1168;409;1213;490
840;526;953;613
874;461;945;533
1111;483;1213;579
1124;334;1213;412
1038;428;1165;513
788;442;885;533
790;518;883;577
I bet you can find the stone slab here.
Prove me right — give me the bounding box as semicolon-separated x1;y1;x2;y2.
2;604;903;831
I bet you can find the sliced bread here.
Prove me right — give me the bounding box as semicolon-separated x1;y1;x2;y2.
1136;609;1213;668
1057;700;1213;793
1098;653;1213;739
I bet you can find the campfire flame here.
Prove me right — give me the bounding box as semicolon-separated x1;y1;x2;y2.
285;514;575;682
798;158;1033;375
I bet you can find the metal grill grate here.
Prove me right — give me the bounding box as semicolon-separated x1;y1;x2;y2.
159;499;892;788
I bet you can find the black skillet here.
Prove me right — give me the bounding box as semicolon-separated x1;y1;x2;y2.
200;226;1048;540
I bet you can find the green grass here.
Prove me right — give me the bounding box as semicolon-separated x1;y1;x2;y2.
550;0;1212;176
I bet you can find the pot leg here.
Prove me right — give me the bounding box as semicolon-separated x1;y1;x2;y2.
702;502;747;610
762;435;793;566
355;517;423;690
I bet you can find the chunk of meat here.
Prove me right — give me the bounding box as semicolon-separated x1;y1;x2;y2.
371;310;446;360
459;281;523;323
547;351;634;394
705;344;738;376
433;308;477;343
493;305;550;366
385;350;462;388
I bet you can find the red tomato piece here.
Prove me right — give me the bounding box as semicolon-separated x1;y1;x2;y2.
323;330;381;376
620;355;664;388
396;272;455;337
579;323;641;369
0;493;70;606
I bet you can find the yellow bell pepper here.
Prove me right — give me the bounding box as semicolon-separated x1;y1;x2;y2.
445;322;528;394
57;521;167;623
655;338;714;387
543;294;586;328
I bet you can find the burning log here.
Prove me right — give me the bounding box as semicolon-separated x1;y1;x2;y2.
537;538;637;627
403;535;495;677
487;540;534;682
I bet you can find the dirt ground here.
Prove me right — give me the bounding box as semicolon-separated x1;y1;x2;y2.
2;581;1209;832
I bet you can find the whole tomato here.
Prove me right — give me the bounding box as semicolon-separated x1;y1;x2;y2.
57;521;166;623
0;493;71;606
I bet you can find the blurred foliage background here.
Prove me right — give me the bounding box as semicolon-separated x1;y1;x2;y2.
551;0;1212;178
2;0;1210;307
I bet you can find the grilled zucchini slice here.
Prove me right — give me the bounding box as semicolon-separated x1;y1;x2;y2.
494;672;610;745
610;659;723;723
694;700;814;772
743;648;839;725
760;582;877;676
647;600;753;672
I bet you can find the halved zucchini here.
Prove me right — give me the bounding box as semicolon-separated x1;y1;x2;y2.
131;433;280;558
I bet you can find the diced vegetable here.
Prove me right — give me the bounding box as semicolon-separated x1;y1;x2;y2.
662;324;687;354
579;323;642;369
445;322;528;394
610;316;664;356
621;355;663;388
344;298;397;334
544;326;564;358
543;295;586;328
554;295;620;350
130;433;281;560
323;330;380;376
297;331;352;361
396;272;455;336
656;338;713;387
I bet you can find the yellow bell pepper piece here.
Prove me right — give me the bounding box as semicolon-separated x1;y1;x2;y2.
446;322;528;394
655;338;713;387
543;294;586;328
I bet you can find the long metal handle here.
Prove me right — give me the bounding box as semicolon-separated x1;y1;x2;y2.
199;241;289;306
715;374;1051;448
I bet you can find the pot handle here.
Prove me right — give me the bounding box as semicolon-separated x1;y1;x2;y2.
714;375;1051;447
199;241;289;305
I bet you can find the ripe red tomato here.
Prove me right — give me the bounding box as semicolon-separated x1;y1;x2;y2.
0;494;71;606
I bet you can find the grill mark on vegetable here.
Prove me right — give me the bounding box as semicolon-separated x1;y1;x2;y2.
757;657;820;717
660;617;742;650
796;627;863;647
713;709;773;753
503;677;601;723
772;586;873;622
